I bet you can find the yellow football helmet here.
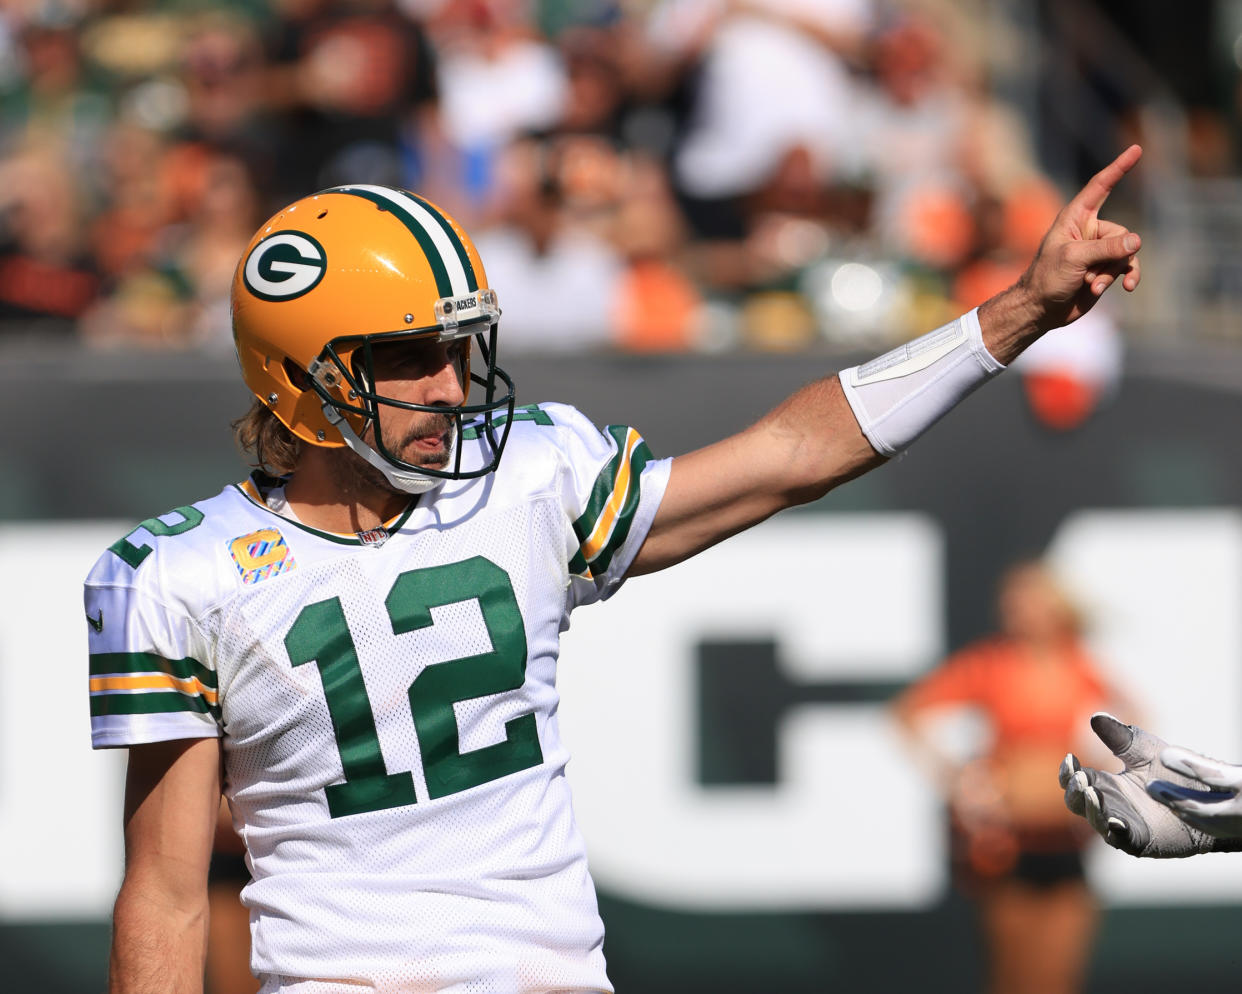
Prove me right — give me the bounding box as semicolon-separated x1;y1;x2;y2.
231;185;514;492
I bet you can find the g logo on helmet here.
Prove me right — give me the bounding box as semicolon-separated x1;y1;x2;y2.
243;231;327;301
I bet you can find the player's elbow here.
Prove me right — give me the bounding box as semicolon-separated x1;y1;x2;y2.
114;863;209;928
771;429;884;508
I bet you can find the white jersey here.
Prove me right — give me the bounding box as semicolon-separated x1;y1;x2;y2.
85;402;671;993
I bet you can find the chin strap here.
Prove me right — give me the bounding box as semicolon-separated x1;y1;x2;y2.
320;402;452;495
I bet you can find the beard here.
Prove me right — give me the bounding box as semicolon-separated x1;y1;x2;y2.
327;411;456;499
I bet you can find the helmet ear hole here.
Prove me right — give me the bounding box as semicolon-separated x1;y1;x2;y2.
283;358;311;390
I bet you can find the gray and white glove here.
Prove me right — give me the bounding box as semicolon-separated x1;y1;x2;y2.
1148;745;1242;842
1059;712;1238;858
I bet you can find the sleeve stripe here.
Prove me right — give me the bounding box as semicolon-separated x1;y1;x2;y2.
572;426;653;576
574;426;636;546
587;437;651;576
580;430;638;564
568;548;590;578
89;651;218;689
89;673;219;707
90;690;217;717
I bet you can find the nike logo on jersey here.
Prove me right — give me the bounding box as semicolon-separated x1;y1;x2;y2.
87;609;103;633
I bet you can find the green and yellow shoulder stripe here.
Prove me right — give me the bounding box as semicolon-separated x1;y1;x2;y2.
89;651;220;719
569;424;653;580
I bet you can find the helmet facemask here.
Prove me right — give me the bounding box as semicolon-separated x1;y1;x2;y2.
306;293;514;494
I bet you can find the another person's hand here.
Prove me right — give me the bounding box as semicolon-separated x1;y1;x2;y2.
1059;712;1225;857
1147;745;1242;841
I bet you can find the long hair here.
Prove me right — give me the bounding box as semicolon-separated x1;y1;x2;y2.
232;399;301;477
997;559;1086;642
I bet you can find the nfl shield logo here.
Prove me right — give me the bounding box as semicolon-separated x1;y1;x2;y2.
355;526;390;547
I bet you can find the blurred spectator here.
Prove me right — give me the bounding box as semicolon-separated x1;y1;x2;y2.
556;25;627;139
88;120;171;281
425;0;566;216
163;150;264;348
550;15;685;156
472;136;622;351
628;1;881;348
431;0;566;147
611;151;702;351
178;13;268;145
0;13;21;94
81;149;261;349
0;2;115;241
894;561;1135;994
1;6;112;172
81;7;274;188
656;0;872;207
0;0;1149;356
263;0;439;202
854;13;976;271
0;141;101;336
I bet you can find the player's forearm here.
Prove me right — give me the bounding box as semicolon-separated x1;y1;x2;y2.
758;373;884;502
109;876;208;994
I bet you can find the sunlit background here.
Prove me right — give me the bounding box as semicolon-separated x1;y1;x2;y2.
6;0;1242;991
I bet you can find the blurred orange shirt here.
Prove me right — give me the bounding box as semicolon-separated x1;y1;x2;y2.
903;637;1109;753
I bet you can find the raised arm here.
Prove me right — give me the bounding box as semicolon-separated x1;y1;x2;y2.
632;146;1143;574
110;737;223;994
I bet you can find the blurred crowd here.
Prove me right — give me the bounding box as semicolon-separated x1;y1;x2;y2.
0;0;1104;354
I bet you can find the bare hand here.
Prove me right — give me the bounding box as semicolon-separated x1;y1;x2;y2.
1017;145;1143;332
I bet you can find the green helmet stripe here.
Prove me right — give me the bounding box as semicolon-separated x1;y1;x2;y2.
329;186;462;298
407;192;478;292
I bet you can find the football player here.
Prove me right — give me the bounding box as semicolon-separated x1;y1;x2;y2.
88;146;1144;994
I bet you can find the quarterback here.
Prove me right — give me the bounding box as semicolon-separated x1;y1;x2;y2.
87;147;1144;994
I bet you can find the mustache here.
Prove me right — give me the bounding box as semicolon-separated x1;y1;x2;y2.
399;412;455;449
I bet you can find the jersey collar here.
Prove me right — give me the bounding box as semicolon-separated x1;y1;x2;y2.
234;470;419;546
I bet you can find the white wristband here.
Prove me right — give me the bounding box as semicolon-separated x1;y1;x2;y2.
838;308;1005;457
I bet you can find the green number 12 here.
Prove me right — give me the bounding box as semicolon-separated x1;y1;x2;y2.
284;556;543;818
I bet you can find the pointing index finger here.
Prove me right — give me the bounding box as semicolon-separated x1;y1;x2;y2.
1071;144;1143;216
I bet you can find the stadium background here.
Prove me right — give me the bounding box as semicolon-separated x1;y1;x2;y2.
5;0;1242;990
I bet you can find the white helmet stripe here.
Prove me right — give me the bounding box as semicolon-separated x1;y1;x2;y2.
340;185;471;297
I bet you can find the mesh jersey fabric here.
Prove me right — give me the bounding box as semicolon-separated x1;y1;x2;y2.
84;402;672;993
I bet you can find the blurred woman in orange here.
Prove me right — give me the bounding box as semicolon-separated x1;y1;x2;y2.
893;561;1132;994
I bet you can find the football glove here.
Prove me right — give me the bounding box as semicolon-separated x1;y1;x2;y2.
1147;744;1242;842
1059;712;1233;858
